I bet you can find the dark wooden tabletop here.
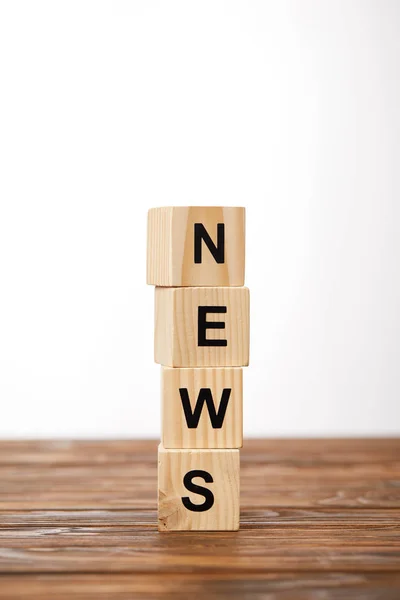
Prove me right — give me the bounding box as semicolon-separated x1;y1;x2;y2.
0;439;399;599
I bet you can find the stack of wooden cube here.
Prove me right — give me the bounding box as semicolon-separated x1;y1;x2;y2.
147;206;249;531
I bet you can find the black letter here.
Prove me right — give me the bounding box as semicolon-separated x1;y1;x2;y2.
179;388;231;429
194;223;225;264
181;470;214;512
198;306;227;346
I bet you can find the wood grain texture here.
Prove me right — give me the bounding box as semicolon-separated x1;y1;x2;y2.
2;573;400;600
154;286;250;367
158;445;240;531
0;439;399;598
147;206;245;287
162;367;243;449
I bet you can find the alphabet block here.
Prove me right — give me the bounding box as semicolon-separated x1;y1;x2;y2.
158;445;240;531
147;206;245;287
155;286;250;367
162;367;243;449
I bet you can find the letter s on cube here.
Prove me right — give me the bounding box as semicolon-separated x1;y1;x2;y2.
158;445;240;531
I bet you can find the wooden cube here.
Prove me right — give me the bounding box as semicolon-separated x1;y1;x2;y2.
155;286;250;367
162;367;243;449
147;206;245;287
158;445;240;531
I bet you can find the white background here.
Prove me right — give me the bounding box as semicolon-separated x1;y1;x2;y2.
0;1;399;438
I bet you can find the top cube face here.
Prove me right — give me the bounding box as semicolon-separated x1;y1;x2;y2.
147;206;245;287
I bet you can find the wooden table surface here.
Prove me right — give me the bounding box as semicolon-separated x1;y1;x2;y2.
0;439;399;599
